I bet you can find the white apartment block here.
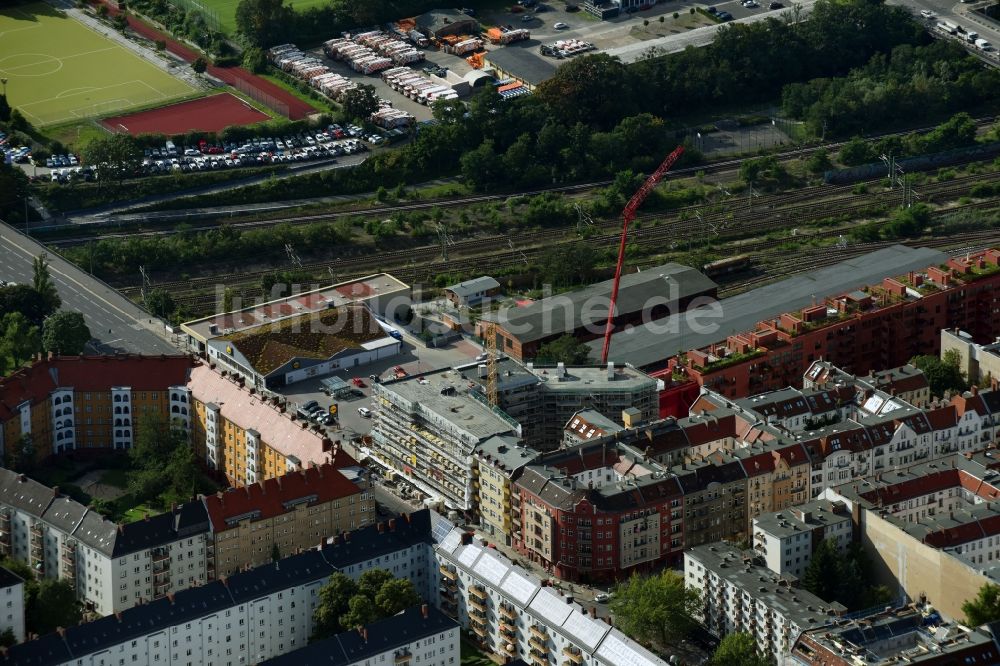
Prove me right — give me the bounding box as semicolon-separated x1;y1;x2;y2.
259;604;459;666
684;543;846;662
752;500;852;579
0;469;211;616
0;567;24;643
433;521;665;666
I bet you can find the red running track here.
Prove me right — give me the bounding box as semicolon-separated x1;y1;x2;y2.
103;3;315;120
102;93;270;135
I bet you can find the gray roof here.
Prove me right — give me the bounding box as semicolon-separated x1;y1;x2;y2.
753;500;850;539
485;43;559;87
485;263;715;344
446;276;499;299
415;9;478;33
474;434;537;474
41;495;88;536
686;542;845;626
594;245;948;368
0;468;56;519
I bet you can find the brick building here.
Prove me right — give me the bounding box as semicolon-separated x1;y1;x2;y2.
672;249;1000;400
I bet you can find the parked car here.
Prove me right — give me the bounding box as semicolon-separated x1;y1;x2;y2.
521;14;535;21
301;400;320;412
358;407;373;418
743;0;759;7
351;377;366;388
554;21;569;29
768;1;783;8
717;10;733;20
594;593;610;603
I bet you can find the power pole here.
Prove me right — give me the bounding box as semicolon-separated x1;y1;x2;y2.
285;244;302;269
435;222;453;262
139;265;151;306
484;321;498;406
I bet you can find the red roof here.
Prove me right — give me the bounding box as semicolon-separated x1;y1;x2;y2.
0;355;195;420
924;405;958;431
952;393;989;417
203;462;362;532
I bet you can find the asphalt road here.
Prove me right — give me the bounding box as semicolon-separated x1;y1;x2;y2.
0;222;177;355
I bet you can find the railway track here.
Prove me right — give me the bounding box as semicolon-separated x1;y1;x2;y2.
46;115;999;245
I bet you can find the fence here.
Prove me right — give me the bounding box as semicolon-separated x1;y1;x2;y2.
166;0;223;34
824;141;1000;184
230;76;291;119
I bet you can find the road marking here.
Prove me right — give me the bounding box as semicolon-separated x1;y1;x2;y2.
0;231;145;327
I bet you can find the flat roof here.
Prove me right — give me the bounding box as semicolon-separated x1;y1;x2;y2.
484;263;715;344
484;42;559;87
593;245;947;368
181;273;409;342
753;500;850;539
378;368;519;444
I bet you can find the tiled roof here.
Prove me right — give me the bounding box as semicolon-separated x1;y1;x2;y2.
188;364;331;467
203;463;362;533
0;355;195;420
222;305;383;375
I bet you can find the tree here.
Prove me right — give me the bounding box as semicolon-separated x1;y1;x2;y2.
83;134;142;188
610;570;700;646
242;46;267;72
911;351;968;397
1;312;41;368
0;93;10;122
192;57;208;74
235;0;290;47
536;335;593;365
32;253;61;315
312;572;360;639
964;582;1000;626
0;284;50;325
711;632;768;666
127;414;191;502
340;594;378;629
374;578;421;617
0;628;14;648
9;109;30;132
802;539;846;603
358;568;394;600
806;149;832;174
0;163;29;222
536;53;636;129
838;136;874;166
42;311;92;355
4;434;36;473
145;288;176;319
342;84;380;122
271;543;281;562
27;579;81;636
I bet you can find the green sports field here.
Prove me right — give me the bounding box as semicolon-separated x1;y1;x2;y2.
0;3;197;127
176;0;332;33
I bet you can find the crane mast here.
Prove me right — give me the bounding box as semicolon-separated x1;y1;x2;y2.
600;145;685;364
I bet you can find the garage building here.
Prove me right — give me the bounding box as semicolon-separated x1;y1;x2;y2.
415;9;479;39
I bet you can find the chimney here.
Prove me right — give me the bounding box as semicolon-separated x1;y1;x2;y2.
167;593;175;603
345;532;351;542
557;362;566;378
117;522;124;534
53;486;60;498
114;612;122;622
171;502;177;513
421;604;429;619
389;518;396;531
607;361;614;381
17;474;24;483
362;627;368;642
589;607;597;618
378;522;385;533
972;385;979;396
56;626;65;638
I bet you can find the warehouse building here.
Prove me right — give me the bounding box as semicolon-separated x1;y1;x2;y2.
414;9;479;39
181;273;411;353
206;303;400;389
445;275;500;308
479;262;717;362
483;45;560;90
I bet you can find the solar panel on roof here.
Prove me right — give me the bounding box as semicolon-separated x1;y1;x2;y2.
500;570;538;606
431;514;457;544
596;631;661;666
473;551;509;586
529;588;572;625
458;544;482;568
437;529;462;553
561;610;608;650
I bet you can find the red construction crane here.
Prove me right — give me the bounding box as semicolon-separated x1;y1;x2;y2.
600;145;685;364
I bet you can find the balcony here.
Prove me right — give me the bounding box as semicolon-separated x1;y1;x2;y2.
471;618;488;637
470;585;488;602
529;636;548;654
562;646;583;664
530;625;548;640
500;622;516;638
439;565;457;581
469;597;487;615
393;651;412;665
500;604;517;621
499;641;518;658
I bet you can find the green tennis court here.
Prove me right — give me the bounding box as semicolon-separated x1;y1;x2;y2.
180;0;331;33
0;3;197;127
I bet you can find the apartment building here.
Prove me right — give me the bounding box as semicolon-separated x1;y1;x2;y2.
261;604;459;666
0;567;24;643
752;500;852;579
512;439;686;581
2;511;436;666
474;435;536;546
942;327;1000;387
822;452;1000;620
188;363;348;486
454;358;659;450
434;523;667;666
0;355;196;460
203;462;374;578
370;366;522;513
684;542;846;662
789;605;1000;665
671;248;1000;399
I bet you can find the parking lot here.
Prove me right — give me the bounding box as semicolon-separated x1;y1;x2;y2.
279;329;485;442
